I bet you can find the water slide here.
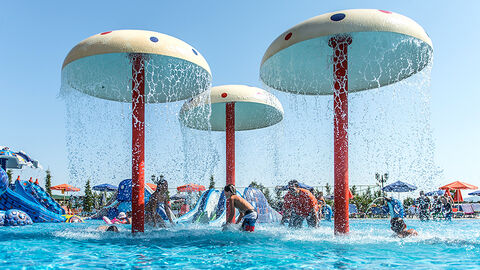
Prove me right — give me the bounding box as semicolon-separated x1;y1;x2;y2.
0;168;65;223
175;189;221;224
96;178;154;219
243;186;281;223
208;187;281;226
16;180;65;215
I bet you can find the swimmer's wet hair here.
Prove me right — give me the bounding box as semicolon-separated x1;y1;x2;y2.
390;218;405;233
224;184;236;194
107;225;119;232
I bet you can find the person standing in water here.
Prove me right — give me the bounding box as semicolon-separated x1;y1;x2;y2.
145;177;174;228
281;180;319;228
223;184;257;232
416;191;431;221
390;217;418;238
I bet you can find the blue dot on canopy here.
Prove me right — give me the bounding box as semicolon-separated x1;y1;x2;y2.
330;13;346;21
150;37;159;43
192;49;198;55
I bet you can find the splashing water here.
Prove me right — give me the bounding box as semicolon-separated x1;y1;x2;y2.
1;220;479;268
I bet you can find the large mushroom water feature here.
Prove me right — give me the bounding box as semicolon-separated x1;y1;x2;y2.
179;85;283;222
260;9;433;234
62;30;211;233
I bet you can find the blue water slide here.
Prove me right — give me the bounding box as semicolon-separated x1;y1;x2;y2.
16;180;65;215
99;179;154;219
243;186;281;223
0;168;65;223
175;189;220;224
208;190;242;226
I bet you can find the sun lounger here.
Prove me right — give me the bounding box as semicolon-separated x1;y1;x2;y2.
461;204;475;217
472;203;480;213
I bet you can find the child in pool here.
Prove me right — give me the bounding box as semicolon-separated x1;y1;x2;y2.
97;225;119;232
390;217;418;238
222;184;257;232
110;212;131;224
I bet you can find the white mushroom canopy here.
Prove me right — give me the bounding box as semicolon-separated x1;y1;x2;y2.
260;9;433;95
62;30;211;103
179;85;284;131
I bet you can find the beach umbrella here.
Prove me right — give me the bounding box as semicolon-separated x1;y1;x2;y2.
440;181;478;203
280;182;313;191
177;183;206;193
425;190;445;196
170;193;187;201
453;189;463;203
439;181;478;190
259;9;432;234
62;30;211;233
92;183;117;192
382;181;417;192
468;190;480;196
51;184;80;203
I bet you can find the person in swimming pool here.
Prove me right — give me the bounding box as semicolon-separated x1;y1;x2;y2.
97;225;119;232
281;180;319;228
390;217;418;238
145;177;174;228
222;184;257;232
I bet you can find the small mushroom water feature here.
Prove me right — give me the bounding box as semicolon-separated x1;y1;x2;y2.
260;9;433;234
179;85;284;222
61;30;211;232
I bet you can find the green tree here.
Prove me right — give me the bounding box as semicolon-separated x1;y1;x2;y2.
45;170;52;196
403;197;414;207
351;185;357;196
6;170;13;185
209;175;215;189
83;179;94;213
325;183;332;195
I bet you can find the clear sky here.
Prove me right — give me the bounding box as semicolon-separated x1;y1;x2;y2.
1;1;479;195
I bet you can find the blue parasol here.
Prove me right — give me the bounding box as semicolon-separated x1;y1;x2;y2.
382;181;417;192
468;190;480;196
92;183;118;192
425;190;445;196
280;182;313;191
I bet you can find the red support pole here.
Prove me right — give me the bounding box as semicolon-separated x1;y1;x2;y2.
131;53;145;233
329;35;352;235
226;102;235;223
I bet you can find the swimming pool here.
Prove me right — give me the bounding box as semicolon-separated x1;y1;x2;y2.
1;219;479;269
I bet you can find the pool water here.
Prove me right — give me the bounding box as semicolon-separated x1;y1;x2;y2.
1;219;479;269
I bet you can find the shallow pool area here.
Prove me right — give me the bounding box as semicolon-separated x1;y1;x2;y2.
1;219;479;269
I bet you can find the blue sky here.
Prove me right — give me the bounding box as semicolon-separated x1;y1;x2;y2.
1;1;479;194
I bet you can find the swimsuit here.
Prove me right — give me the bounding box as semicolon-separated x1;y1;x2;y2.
241;209;258;232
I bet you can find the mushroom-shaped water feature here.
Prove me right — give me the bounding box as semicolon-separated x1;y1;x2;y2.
179;85;284;222
62;30;211;233
260;9;433;234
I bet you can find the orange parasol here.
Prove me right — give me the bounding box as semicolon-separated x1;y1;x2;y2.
50;184;80;203
146;183;157;191
50;184;80;193
177;183;206;192
439;181;478;203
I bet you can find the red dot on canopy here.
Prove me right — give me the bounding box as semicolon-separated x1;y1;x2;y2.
379;10;392;14
285;32;293;40
100;31;112;35
221;93;228;98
